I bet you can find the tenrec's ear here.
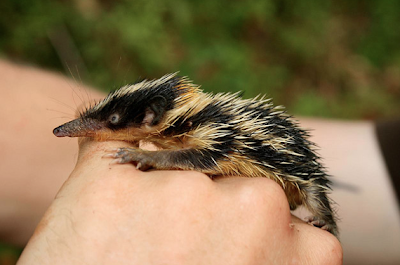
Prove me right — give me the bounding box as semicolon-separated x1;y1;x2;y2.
143;95;168;126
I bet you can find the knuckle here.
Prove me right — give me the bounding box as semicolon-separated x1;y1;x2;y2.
302;225;343;265
321;234;343;265
235;177;290;214
162;171;213;200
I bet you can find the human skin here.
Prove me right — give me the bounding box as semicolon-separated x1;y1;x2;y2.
17;138;342;265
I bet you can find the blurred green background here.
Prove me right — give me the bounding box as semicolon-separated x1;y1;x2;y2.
1;0;400;120
0;0;400;262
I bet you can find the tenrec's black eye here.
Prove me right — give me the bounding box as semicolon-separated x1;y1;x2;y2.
109;113;120;124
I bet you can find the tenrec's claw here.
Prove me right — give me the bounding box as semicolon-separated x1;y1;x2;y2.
104;148;121;153
102;153;117;159
109;158;124;165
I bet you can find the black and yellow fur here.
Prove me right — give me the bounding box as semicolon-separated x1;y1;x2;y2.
53;73;338;236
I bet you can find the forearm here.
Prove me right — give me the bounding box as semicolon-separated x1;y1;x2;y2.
299;118;400;264
0;60;105;245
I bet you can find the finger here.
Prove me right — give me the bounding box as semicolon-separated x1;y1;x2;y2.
291;216;342;265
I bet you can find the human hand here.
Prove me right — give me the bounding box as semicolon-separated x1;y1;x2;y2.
18;139;342;265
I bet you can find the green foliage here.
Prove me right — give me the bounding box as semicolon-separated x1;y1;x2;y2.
0;243;22;265
0;0;399;119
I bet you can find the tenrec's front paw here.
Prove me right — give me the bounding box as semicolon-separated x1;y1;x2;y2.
103;148;153;170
